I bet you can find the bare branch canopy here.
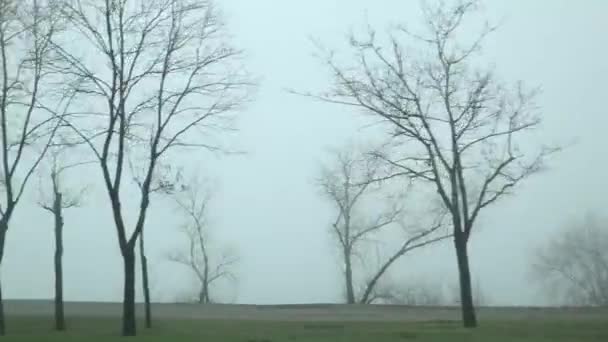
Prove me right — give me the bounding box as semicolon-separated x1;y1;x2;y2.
310;0;558;327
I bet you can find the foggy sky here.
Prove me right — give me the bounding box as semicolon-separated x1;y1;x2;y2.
3;0;608;306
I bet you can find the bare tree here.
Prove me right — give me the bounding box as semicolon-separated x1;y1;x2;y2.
310;0;556;327
53;0;252;335
532;214;608;306
318;145;449;304
37;146;88;331
0;0;64;334
166;177;238;304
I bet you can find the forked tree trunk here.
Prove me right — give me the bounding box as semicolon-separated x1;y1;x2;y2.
53;196;65;331
122;248;137;336
454;232;477;328
139;234;152;328
198;286;207;304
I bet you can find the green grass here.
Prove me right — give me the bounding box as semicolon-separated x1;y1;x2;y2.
2;317;607;341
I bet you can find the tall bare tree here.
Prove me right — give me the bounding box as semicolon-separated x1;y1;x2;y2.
0;0;63;334
318;146;449;304
167;177;238;304
53;0;252;335
129;158;182;328
311;1;556;327
532;214;608;306
37;147;88;331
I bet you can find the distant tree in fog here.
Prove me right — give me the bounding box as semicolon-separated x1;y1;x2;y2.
166;176;238;304
366;277;489;307
365;279;445;306
310;0;557;327
317;145;450;304
532;214;608;306
448;278;488;307
37;146;89;331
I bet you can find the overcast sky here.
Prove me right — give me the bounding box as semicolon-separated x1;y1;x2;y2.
3;0;608;306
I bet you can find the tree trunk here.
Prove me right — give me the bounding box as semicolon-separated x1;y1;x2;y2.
139;234;151;328
454;233;477;328
0;222;7;336
344;250;355;304
202;254;210;304
122;248;137;336
199;278;209;304
54;204;65;331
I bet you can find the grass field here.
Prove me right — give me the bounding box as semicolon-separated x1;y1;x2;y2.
2;302;607;341
2;318;607;341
